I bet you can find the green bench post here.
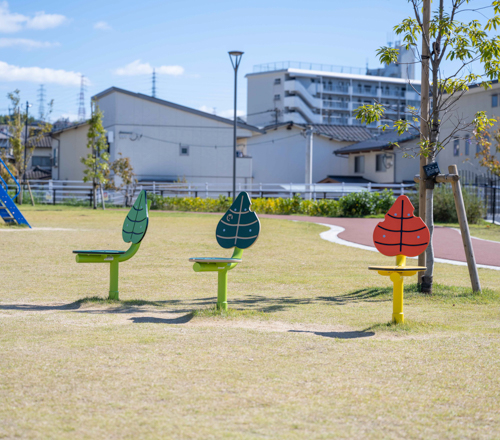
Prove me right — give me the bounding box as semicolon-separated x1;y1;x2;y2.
73;190;151;300
189;192;260;310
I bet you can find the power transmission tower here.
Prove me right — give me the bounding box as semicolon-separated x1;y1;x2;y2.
152;68;156;98
37;84;46;120
78;75;86;121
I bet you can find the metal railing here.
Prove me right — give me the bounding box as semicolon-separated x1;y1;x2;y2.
253;61;365;75
5;180;416;206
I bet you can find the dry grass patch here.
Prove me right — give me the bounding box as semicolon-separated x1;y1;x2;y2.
0;206;499;439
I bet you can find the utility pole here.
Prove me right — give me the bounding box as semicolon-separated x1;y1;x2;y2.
305;126;313;200
418;0;431;288
152;68;156;98
20;101;30;205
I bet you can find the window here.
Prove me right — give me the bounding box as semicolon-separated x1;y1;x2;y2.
453;138;460;156
179;144;189;156
32;156;52;168
465;135;470;156
492;94;498;107
53;148;58;167
354;155;365;173
274;78;281;85
376;154;386;172
274;94;281;101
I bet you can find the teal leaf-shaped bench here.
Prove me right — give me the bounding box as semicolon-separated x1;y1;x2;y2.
73;190;150;300
189;192;260;310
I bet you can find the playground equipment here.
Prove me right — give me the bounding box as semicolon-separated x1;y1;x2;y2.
73;190;150;300
368;195;429;323
0;157;31;227
189;192;260;310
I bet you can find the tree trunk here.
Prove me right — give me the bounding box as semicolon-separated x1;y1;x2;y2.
93;180;97;209
100;184;106;210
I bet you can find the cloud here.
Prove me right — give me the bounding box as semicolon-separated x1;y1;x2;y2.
114;59;184;76
0;61;83;85
94;21;111;30
0;2;66;33
0;38;59;49
199;105;244;119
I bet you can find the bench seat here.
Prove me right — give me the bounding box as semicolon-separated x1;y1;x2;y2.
73;250;126;255
189;257;242;264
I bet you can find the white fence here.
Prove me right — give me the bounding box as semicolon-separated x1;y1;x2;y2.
9;180;416;205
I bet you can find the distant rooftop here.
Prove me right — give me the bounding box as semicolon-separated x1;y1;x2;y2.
253;61;365;75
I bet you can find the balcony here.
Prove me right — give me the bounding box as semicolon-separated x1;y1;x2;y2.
382;89;406;98
322;85;349;94
284;80;321;108
323;100;349;109
284;96;322;123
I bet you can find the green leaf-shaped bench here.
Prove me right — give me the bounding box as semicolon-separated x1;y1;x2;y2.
73;190;151;300
189;192;260;310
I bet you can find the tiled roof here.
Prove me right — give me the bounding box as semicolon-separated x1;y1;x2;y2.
335;129;419;154
27;134;52;148
311;124;373;142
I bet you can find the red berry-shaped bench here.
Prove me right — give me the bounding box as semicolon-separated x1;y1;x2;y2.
368;195;429;323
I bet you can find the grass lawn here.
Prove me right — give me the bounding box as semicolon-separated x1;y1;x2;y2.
438;219;500;242
1;205;500;439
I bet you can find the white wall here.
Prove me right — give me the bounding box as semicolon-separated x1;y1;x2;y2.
94;90;258;184
246;72;285;127
51;124;89;181
437;82;500;177
247;126;350;183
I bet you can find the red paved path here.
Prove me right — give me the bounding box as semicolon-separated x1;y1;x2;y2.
260;215;500;268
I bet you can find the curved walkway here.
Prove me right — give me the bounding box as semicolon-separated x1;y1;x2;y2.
260;215;500;270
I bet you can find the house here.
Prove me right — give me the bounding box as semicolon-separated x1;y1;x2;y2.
246;122;372;183
334;130;420;183
94;87;263;184
52;87;263;184
51;122;89;181
436;80;500;180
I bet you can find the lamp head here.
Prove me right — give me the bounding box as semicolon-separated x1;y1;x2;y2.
228;51;244;70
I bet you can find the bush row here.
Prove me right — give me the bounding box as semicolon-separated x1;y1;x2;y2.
147;190;396;218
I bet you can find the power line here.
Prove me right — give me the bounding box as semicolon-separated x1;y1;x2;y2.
139;132;302;148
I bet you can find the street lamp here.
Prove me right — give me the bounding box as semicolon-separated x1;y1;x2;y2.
228;50;243;200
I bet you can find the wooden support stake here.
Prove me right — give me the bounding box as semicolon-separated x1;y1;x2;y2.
448;165;481;292
27;181;35;206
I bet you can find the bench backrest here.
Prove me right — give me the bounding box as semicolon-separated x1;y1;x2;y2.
373;195;429;257
122;190;149;244
216;192;260;249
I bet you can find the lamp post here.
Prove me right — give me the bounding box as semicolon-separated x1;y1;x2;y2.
228;50;243;200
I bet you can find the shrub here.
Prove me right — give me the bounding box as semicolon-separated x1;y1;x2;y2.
337;189;395;217
407;184;484;224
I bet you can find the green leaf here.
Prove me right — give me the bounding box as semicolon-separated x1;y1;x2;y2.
216;192;260;249
122;190;149;244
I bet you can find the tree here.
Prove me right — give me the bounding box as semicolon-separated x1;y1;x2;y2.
81;100;109;209
355;0;500;294
5;90;53;203
105;153;137;207
477;117;500;176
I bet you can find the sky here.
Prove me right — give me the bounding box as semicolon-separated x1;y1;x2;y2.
0;0;495;123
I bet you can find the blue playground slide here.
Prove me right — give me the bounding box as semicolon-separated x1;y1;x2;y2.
0;157;31;228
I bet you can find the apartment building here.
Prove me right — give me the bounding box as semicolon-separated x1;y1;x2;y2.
246;48;421;129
